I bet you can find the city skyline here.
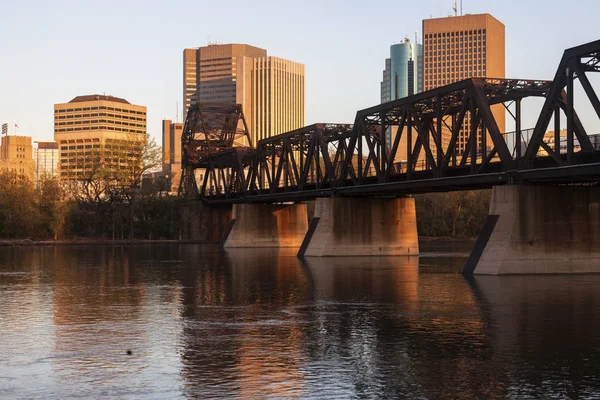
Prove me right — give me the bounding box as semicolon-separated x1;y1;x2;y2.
1;0;599;146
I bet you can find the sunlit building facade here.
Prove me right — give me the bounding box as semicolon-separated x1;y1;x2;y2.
0;135;34;181
53;95;147;181
423;13;506;153
34;141;59;185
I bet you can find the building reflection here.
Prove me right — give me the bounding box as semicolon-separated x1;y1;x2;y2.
177;247;312;398
48;246;149;385
6;243;597;398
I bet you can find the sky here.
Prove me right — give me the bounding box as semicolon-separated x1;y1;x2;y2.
1;0;599;144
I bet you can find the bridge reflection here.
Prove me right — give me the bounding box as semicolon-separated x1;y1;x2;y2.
2;246;600;398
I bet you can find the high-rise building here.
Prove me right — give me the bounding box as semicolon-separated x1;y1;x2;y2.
183;44;266;115
0;135;34;181
34;141;59;185
183;44;305;146
162;119;184;192
380;39;424;151
54;95;147;182
381;58;392;103
423;13;506;153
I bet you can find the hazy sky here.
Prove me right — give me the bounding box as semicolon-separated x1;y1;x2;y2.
1;0;599;143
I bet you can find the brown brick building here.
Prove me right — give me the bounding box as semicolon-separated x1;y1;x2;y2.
423;13;506;153
0;135;34;181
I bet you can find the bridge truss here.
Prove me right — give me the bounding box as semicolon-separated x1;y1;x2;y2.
178;103;252;196
184;39;600;203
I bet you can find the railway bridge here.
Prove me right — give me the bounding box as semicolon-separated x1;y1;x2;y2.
179;40;600;275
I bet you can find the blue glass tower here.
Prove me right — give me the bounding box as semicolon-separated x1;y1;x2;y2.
389;39;423;100
380;38;423;146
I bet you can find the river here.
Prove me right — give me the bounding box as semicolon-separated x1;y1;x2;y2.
1;243;599;399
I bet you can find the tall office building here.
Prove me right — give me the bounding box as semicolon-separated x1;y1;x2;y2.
0;135;34;181
34;141;59;185
382;39;424;102
381;58;392;103
162;119;184;192
183;44;266;114
380;38;424;151
183;44;305;146
54;95;147;181
423;13;506;152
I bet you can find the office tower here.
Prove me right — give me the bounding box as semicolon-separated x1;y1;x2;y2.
53;95;147;181
381;58;392;103
423;13;506;153
380;38;424;151
34;141;59;185
162;119;184;192
183;44;266;115
0;135;34;181
183;44;305;146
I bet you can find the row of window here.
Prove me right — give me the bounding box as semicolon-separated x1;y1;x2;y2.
61;145;140;152
55;113;145;121
55;120;146;128
61;156;139;162
428;36;485;44
425;29;486;38
55;126;146;133
426;42;486;52
55;106;145;115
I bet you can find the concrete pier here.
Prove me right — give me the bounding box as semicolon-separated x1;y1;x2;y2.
223;203;308;248
468;185;600;275
301;197;419;257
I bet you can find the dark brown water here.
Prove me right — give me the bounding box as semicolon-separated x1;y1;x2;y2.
1;243;600;399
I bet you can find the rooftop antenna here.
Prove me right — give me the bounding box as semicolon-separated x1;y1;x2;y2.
453;0;457;16
461;0;463;15
415;31;418;44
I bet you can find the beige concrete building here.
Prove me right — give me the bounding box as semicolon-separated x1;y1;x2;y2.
34;141;59;186
183;44;305;146
0;135;35;181
423;13;506;153
54;95;147;182
162;119;183;192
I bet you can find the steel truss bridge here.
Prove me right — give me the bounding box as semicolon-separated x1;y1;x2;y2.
179;40;600;204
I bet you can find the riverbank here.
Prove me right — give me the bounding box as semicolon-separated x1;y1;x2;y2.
0;239;216;247
0;236;476;247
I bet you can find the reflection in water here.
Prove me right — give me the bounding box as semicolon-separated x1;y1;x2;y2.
0;244;599;398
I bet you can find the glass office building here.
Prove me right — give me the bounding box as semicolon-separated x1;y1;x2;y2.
380;38;423;146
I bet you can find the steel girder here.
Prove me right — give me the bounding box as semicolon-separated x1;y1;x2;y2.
178;103;252;197
199;77;556;202
522;39;600;167
190;40;600;204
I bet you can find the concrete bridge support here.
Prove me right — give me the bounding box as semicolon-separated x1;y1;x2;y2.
300;197;419;257
467;185;600;275
223;203;308;248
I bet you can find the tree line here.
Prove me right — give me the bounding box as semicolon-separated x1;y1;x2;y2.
0;173;491;241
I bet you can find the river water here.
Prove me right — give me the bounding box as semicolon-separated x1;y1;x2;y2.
1;243;600;399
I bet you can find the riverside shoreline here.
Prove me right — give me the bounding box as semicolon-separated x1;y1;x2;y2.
0;239;217;247
0;236;476;247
